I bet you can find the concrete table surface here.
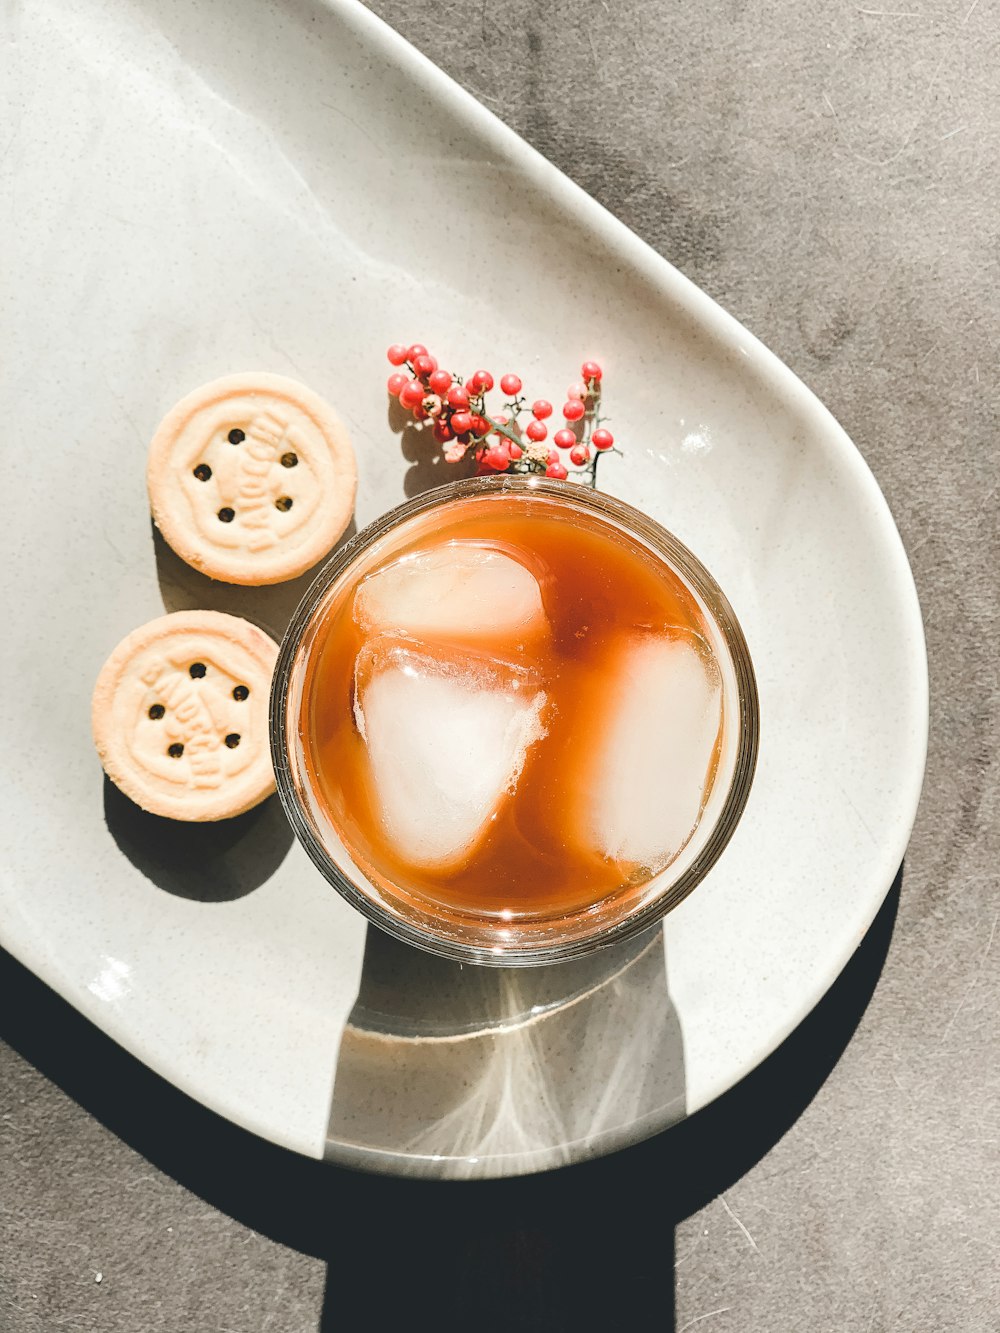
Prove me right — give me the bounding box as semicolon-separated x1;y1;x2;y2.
1;1;997;1329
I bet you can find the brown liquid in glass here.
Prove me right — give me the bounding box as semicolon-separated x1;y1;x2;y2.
301;495;718;923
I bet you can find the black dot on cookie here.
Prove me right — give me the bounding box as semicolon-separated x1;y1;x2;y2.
280;452;298;468
224;733;241;749
218;507;235;523
232;685;249;701
193;464;212;482
228;428;245;444
189;662;206;679
148;704;165;720
275;496;293;511
167;742;184;758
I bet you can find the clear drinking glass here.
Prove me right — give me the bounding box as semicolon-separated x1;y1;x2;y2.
270;476;759;966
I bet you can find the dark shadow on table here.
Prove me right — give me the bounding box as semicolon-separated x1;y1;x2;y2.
0;867;902;1333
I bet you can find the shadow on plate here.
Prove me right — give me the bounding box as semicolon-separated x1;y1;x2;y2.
388;394;475;498
0;867;902;1332
151;517;358;643
102;776;293;902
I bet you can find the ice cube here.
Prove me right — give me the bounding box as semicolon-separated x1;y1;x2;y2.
586;635;722;871
354;543;546;643
355;641;547;870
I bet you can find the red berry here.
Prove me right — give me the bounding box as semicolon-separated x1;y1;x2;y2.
500;373;522;396
399;380;425;409
469;370;494;393
546;461;568;480
433;420;454;443
451;410;473;434
569;444;590;466
429;369;452;395
581;360;602;383
508;441;523;460
526;419;548;442
414;353;437;378
547;448;560;463
413;405;429;420
566;382;586;401
531;399;553;419
482;442;510;471
563;400;585;422
592;428;614;451
446;385;470;409
407;343;428;360
387;344;409;366
554;428;576;449
387;372;408;396
471;415;490;437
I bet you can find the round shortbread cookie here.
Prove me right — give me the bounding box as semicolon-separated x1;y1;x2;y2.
148;373;357;586
92;611;280;822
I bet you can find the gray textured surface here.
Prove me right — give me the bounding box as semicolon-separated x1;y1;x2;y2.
2;0;998;1330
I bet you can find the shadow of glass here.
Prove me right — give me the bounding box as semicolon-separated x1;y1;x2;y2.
102;776;293;901
0;866;901;1333
317;868;901;1331
326;924;685;1175
151;518;357;644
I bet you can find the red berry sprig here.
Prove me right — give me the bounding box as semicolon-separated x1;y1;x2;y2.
385;346;620;485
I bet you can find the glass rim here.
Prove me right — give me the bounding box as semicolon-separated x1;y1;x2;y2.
270;475;759;966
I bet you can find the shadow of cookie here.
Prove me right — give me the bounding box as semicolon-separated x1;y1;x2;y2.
151;519;357;644
103;776;293;902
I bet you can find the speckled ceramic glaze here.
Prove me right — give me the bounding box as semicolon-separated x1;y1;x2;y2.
0;0;927;1177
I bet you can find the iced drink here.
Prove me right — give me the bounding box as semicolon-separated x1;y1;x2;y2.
272;479;757;964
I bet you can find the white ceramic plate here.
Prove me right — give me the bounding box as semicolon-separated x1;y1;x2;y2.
0;0;927;1178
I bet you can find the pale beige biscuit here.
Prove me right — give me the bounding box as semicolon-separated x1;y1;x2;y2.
148;373;357;586
92;611;280;822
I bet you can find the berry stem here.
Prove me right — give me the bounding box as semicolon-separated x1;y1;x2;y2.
482;413;524;451
567;379;605;487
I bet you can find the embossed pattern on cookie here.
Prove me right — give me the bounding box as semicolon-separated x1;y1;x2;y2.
92;611;280;821
148;373;357;586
